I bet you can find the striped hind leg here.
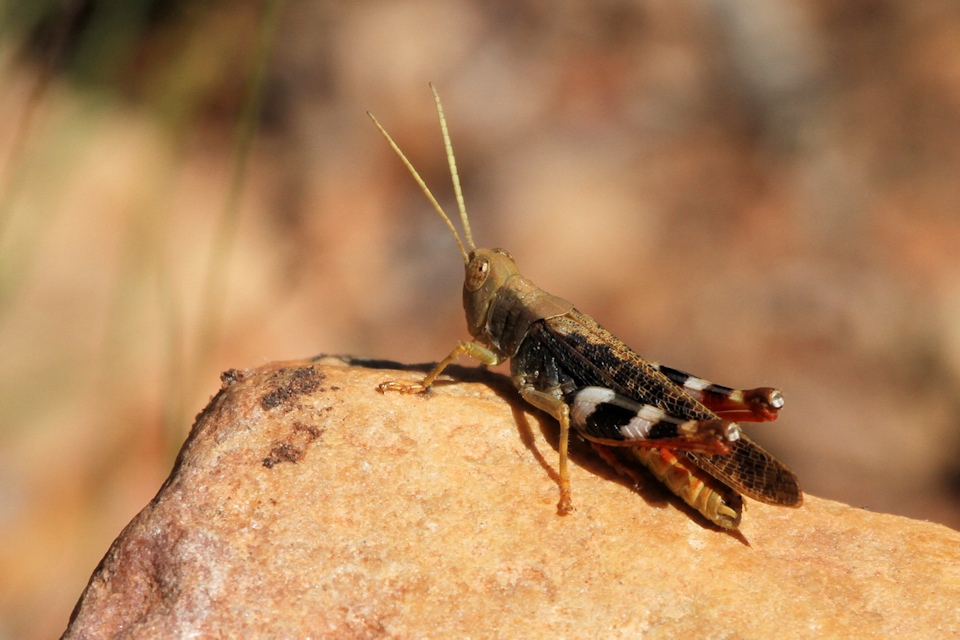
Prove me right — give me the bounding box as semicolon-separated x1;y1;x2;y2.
569;387;740;454
651;363;784;422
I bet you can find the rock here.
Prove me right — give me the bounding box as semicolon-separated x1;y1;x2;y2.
63;358;960;638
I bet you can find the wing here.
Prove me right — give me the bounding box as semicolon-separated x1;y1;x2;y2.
685;435;802;507
532;310;716;421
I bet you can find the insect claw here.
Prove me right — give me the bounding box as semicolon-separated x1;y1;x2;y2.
742;387;784;421
377;381;428;394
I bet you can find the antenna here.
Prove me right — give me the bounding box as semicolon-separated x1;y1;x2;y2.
430;83;475;251
368;86;479;263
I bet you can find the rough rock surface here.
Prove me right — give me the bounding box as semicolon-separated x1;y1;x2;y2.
64;358;960;638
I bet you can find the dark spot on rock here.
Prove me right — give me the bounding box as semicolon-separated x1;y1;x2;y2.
260;367;324;411
262;421;325;468
260;389;287;410
262;443;303;468
294;422;322;439
221;369;245;386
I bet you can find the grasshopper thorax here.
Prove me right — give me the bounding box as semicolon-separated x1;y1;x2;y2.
463;247;574;357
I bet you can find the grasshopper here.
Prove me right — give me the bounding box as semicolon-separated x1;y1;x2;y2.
370;85;801;529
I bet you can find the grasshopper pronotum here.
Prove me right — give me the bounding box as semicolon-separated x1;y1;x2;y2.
370;85;801;529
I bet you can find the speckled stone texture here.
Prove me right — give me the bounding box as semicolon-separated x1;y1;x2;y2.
63;359;960;639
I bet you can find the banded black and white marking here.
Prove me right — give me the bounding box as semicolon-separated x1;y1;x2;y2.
650;363;736;402
569;386;740;452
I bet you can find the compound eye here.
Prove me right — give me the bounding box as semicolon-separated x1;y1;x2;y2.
465;257;490;291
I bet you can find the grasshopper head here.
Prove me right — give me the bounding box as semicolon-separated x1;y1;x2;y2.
462;247;519;339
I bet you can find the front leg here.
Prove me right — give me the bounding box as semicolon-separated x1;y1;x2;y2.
651;363;784;422
377;340;505;394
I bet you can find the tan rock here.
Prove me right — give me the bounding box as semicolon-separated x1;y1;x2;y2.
64;359;960;638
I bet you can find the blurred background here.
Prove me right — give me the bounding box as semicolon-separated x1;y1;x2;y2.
2;0;960;636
